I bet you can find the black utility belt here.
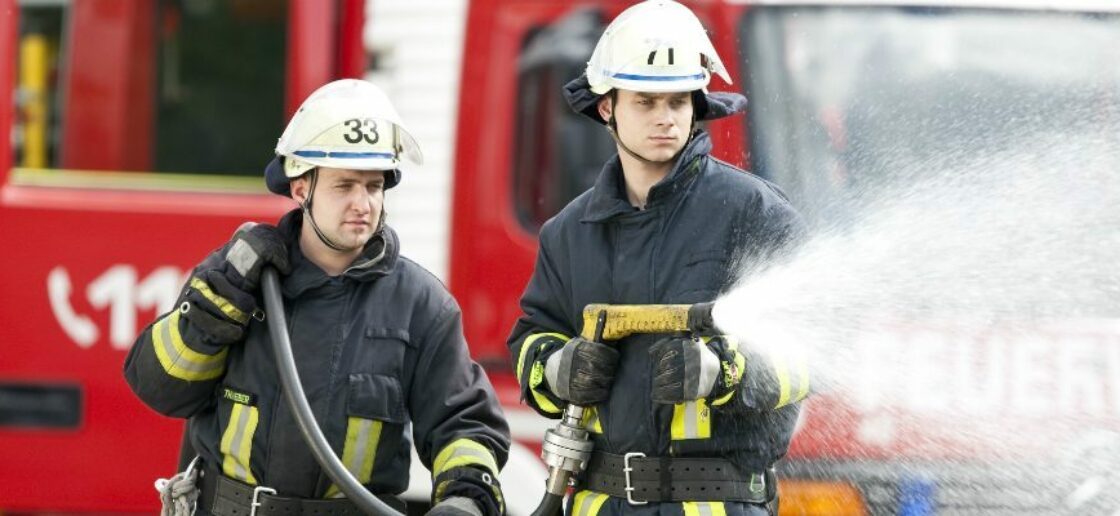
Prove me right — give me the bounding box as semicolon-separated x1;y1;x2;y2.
199;465;406;516
581;451;777;505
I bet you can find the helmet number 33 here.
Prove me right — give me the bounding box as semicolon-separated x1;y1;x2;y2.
343;118;379;145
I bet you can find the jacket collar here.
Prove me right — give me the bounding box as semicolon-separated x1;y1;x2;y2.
581;130;712;223
277;209;400;297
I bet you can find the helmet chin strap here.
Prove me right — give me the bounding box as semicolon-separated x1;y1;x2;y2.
300;169;366;253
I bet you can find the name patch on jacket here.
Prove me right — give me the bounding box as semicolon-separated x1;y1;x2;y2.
222;386;256;406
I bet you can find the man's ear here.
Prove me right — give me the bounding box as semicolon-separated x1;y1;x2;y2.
290;177;308;204
597;95;613;123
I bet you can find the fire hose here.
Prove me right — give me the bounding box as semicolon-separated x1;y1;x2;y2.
530;302;717;516
262;267;403;516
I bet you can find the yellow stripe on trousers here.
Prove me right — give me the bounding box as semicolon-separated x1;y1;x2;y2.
572;490;610;516
683;501;727;516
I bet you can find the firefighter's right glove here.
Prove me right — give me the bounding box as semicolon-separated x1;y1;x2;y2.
543;337;619;405
176;223;289;347
222;222;291;292
427;497;482;516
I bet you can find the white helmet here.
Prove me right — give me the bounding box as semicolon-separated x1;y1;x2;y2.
585;0;731;95
274;79;423;180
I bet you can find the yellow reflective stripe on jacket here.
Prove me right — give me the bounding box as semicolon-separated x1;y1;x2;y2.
795;350;811;403
773;351;791;408
670;399;711;440
581;406;603;434
433;438;499;477
325;417;384;498
516;332;568;385
529;363;562;414
711;349;745;407
517;331;564;416
189;277;250;324
683;501;727;516
519;333;568;415
571;490;610;516
772;350;810;409
220;402;260;485
152;310;227;381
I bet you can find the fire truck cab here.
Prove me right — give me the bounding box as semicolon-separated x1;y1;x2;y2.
0;0;547;512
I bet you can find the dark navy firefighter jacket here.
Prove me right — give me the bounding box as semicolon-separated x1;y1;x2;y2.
126;209;509;507
508;131;809;509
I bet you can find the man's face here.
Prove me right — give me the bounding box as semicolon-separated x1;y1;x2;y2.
598;89;693;162
292;167;385;251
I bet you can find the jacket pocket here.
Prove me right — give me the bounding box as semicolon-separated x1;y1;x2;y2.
360;328;412;377
325;374;406;497
347;373;405;423
672;249;731;301
685;249;730;267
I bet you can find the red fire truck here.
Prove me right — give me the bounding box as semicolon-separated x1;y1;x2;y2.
3;0;1120;514
0;0;434;512
450;0;1120;514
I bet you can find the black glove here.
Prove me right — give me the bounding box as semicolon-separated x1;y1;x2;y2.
432;467;503;516
649;336;722;404
222;222;291;291
427;498;482;516
543;337;619;405
174;223;290;347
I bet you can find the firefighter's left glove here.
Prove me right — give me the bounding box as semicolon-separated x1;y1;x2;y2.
543;337;619;406
432;467;504;516
222;222;291;292
649;335;743;405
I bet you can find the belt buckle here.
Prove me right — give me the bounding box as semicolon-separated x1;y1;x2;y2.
622;452;648;506
749;472;766;496
250;485;277;516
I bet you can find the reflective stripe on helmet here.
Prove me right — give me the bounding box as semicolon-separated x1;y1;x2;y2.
610;72;707;82
292;150;396;159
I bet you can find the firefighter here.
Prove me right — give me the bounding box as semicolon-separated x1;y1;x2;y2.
125;79;509;516
508;1;810;514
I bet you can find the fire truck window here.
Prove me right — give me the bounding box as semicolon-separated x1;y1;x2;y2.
155;0;286;175
740;6;1120;229
512;9;614;232
12;1;286;179
13;4;64;170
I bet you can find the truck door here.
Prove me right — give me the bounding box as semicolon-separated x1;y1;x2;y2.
1;0;363;512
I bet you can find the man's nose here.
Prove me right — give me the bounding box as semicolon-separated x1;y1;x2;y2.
350;191;372;213
654;104;675;126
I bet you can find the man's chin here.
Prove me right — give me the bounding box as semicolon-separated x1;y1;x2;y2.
640;148;681;162
334;230;373;251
